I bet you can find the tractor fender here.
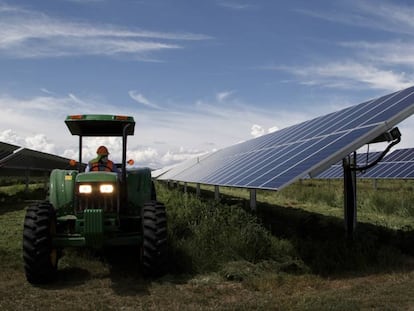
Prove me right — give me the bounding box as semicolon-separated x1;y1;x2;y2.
49;169;78;215
127;167;153;210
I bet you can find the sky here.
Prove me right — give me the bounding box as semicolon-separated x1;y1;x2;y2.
2;0;414;169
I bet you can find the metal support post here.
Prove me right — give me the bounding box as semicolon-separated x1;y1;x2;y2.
196;183;201;197
250;188;257;212
343;153;357;237
25;169;30;194
214;185;220;201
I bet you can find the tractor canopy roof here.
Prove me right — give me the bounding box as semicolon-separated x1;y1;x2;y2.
65;114;135;136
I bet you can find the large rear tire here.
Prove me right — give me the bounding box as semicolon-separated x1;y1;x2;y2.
141;201;167;277
23;202;58;284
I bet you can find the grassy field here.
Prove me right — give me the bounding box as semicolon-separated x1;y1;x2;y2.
1;180;414;310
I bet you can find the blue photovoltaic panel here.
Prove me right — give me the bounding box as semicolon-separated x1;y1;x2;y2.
361;148;414;179
158;86;414;190
315;148;414;179
315;151;383;179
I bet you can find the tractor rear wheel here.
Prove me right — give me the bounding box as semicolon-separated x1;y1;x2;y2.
23;202;58;284
141;201;167;276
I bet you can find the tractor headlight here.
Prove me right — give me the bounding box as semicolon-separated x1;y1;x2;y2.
79;184;92;194
100;184;114;193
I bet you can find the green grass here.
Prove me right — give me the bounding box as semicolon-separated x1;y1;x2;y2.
1;180;414;310
162;188;301;274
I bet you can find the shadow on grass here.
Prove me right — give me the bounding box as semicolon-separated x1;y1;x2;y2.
103;246;151;296
0;189;47;216
54;267;91;286
35;248;152;294
181;184;414;277
0;202;27;216
257;201;414;276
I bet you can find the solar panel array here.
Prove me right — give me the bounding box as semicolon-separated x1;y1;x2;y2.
0;142;85;176
314;148;414;179
360;148;414;179
315;151;383;179
158;86;414;190
0;142;20;160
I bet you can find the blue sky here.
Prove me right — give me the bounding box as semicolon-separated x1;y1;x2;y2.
1;0;414;168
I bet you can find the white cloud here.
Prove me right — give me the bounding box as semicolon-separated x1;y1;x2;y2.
274;61;414;92
250;124;265;138
128;91;160;109
128;147;159;167
250;124;279;137
161;147;207;166
40;88;54;95
0;129;23;146
285;1;414;92
216;90;234;102
0;129;55;153
298;1;414;36
25;134;55;154
0;3;210;59
340;41;414;68
217;1;254;10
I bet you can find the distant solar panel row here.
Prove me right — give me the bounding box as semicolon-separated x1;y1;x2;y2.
359;148;414;179
0;142;20;161
158;86;414;190
0;141;84;175
315;148;414;179
315;151;383;179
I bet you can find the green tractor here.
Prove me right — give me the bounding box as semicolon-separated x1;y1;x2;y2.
22;114;167;284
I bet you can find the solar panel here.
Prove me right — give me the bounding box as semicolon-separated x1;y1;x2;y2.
0;142;20;160
158;86;414;190
0;141;86;175
315;151;383;179
360;148;414;179
314;148;414;179
151;153;210;179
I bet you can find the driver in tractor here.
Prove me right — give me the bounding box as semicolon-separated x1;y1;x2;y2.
85;145;119;172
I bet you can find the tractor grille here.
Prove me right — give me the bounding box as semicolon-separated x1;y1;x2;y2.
77;194;118;213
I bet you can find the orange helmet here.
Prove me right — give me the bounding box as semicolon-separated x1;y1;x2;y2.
96;146;109;156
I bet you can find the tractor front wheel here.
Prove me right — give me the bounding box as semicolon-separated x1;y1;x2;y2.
141;201;167;276
23;202;58;284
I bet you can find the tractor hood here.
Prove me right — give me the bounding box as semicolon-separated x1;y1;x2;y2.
76;172;118;183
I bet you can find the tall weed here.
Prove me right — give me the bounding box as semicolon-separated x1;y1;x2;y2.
277;180;343;208
156;184;300;274
360;189;414;217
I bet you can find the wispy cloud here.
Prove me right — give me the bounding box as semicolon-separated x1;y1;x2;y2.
40;88;54;95
339;41;414;68
0;3;210;59
216;90;234;102
272;61;414;91
128;91;161;109
217;1;254;10
283;1;414;91
297;0;414;35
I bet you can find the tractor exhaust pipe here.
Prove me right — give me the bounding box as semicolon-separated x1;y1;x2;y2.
122;123;131;184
